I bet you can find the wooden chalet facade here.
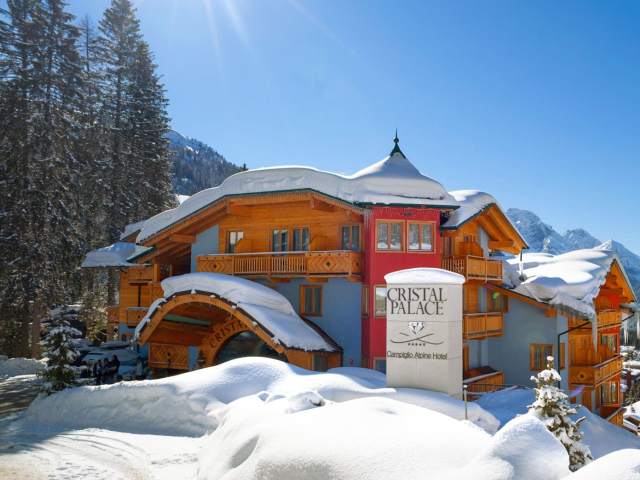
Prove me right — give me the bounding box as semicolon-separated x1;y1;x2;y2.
84;136;636;427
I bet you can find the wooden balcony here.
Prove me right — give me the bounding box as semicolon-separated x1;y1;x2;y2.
463;312;503;340
442;255;503;282
464;369;505;394
197;251;362;279
125;307;148;327
570;356;622;386
598;309;621;329
127;265;154;283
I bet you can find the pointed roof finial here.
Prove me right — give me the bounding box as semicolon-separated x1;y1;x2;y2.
390;129;405;157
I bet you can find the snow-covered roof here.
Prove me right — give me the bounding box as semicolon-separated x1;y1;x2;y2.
135;272;337;352
81;242;152;268
385;268;465;285
137;151;457;243
442;190;498;228
119;220;146;241
503;248;628;319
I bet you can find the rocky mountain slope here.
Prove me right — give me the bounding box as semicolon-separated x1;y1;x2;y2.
167;130;243;196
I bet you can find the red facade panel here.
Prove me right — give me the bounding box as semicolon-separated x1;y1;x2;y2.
361;206;443;368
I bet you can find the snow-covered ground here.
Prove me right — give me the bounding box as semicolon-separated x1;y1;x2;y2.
1;358;639;480
0;357;45;379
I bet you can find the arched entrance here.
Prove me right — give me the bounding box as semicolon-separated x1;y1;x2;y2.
136;288;342;372
215;331;286;365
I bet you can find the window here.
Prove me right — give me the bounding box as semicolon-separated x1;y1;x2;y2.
272;229;289;252
361;286;369;316
530;344;553;371
374;358;387;374
559;342;566;370
599;381;618;406
376;221;403;251
408;222;434;251
600;334;617;354
487;290;509;313
292;227;310;251
341;225;361;251
300;285;322;316
226;230;244;253
374;286;387;316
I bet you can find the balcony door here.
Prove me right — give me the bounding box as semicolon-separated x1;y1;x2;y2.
272;229;289;253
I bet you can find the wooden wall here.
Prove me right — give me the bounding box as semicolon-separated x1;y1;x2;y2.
216;199;362;253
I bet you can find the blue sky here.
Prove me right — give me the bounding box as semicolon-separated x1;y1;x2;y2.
67;0;640;252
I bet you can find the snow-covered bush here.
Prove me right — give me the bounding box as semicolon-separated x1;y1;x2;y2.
39;311;82;394
528;355;592;471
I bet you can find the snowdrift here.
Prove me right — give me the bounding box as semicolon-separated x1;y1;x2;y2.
478;387;640;459
199;396;569;480
0;357;45;379
23;357;497;436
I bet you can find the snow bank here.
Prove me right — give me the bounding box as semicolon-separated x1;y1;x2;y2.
22;358;497;436
81;242;151;268
199;394;571;480
135;273;336;352
0;357;45;379
477;388;640;459
503;249;621;319
137;151;457;242
567;449;640;479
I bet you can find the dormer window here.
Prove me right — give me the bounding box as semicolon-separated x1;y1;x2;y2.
376;221;403;251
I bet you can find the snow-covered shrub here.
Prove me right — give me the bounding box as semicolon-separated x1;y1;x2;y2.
39;310;82;394
528;355;592;471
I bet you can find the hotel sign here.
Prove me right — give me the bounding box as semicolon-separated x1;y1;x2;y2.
384;268;464;397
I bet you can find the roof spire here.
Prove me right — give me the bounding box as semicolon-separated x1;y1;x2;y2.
390;129;405;157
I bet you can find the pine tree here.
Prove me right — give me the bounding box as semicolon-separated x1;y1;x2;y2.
0;0;85;357
528;356;593;471
78;278;107;344
40;306;81;393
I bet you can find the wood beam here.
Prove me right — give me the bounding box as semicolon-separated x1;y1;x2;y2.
310;197;335;212
169;234;196;244
488;240;516;250
226;201;253;217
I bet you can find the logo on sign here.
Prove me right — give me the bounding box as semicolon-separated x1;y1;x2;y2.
390;322;443;346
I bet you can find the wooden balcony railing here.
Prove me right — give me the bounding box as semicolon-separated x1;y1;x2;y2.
570;356;622;386
127;265;154;283
442;255;503;282
125;307;148;327
464;370;505;394
598;309;621;329
197;251;362;278
463;312;504;340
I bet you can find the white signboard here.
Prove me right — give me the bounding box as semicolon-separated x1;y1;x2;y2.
384;268;465;397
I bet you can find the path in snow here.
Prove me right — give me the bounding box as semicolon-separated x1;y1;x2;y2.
0;428;202;480
0;375;41;418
